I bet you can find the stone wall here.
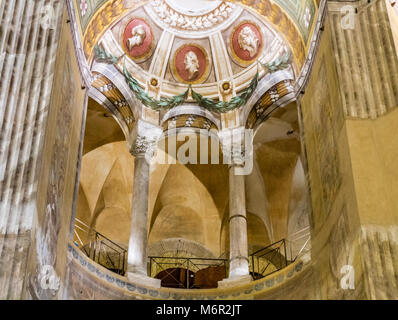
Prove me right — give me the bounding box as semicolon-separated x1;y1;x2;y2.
344;107;398;299
25;7;87;300
0;1;87;299
300;13;366;299
64;242;317;300
329;0;398;300
328;0;398;118
299;0;398;299
0;0;65;300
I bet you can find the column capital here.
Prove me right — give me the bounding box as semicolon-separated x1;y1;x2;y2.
218;127;252;166
127;119;162;159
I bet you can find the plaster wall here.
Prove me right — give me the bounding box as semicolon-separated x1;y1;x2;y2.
24;8;87;299
300;2;398;299
300;14;365;299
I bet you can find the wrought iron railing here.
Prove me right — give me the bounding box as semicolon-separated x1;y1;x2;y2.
73;218;127;275
249;239;288;280
286;226;311;262
148;256;228;289
73;217;310;284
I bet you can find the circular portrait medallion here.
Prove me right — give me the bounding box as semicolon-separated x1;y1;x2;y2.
123;18;154;62
231;22;263;66
172;44;210;84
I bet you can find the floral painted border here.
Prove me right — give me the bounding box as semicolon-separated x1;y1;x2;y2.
75;0;108;33
74;0;317;44
273;0;317;43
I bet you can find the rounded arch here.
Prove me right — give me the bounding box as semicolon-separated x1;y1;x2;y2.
247;212;271;253
242;76;296;129
92;63;141;122
148;238;216;258
148;162;225;255
149;204;207;246
77;141;134;245
91;159;131;244
286;157;311;260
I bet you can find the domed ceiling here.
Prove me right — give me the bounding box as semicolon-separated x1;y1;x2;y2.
74;1;319;65
74;0;319;73
70;0;322;131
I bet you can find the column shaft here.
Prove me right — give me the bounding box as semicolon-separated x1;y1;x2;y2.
228;165;250;278
127;156;150;276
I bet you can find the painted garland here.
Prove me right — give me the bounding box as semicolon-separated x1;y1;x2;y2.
191;74;258;113
123;64;190;111
93;45;290;113
260;50;291;73
94;45;118;64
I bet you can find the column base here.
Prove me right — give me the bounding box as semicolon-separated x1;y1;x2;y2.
126;272;161;289
217;274;252;288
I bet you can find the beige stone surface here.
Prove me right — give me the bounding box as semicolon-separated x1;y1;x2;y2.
25;7;87;299
2;0;398;301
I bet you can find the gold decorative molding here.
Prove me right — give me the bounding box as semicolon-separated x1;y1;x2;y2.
83;0;149;62
91;72;135;129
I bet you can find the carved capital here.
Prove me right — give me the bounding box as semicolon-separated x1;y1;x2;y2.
130;135;157;158
219;127;253;166
128;119;162;159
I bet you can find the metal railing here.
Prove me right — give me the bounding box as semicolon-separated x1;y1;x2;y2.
73;217;311;284
286;226;311;262
249;239;288;280
73;218;127;275
148;256;228;289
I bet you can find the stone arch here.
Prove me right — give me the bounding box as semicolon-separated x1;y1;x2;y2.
92;63;140;122
92;159;131;244
87;88;130;138
148;238;215;258
247;212;271;253
149;204;206;246
286;157;311;260
77;141;134;245
75;184;91;225
241;75;296;130
149;163;224;255
245;158;273;242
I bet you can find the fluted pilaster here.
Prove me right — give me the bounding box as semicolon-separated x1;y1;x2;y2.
329;0;398;119
0;0;64;299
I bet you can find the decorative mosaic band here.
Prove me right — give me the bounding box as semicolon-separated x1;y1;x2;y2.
162;114;218;132
246;79;295;128
91;72;135;130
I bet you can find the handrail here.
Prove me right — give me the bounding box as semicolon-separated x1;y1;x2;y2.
249;239;288;280
74;217;91;229
149;256;228;261
74;218;127;252
286;227;311;262
250;239;286;256
148;256;228;289
73;219;127;275
287;226;310;239
290;236;311;262
73;218;311;284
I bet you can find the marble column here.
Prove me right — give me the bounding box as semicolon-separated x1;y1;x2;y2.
127;153;150;276
126;120;162;288
228;164;250;278
218;127;252;287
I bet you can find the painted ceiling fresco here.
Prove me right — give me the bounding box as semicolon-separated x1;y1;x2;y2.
89;0;297;101
271;0;316;42
72;0;321;115
74;0;318;45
